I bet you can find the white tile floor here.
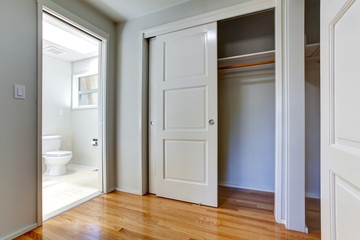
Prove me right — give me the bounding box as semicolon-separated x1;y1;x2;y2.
43;163;100;220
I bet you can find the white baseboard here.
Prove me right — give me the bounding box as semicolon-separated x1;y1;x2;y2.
219;182;274;193
69;162;97;168
115;187;142;195
219;183;320;199
2;223;37;240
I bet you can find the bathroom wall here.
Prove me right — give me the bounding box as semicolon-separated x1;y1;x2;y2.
71;57;99;167
43;55;73;151
43;56;98;167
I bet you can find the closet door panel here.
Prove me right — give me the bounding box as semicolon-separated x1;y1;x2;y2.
154;22;218;207
164;140;207;183
164;87;206;130
164;33;207;81
321;0;360;238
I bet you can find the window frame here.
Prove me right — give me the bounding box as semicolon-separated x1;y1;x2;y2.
72;71;99;110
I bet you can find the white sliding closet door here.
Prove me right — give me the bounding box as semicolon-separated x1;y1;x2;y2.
321;0;360;239
153;22;218;207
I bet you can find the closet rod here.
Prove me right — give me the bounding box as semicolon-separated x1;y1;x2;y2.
218;60;275;70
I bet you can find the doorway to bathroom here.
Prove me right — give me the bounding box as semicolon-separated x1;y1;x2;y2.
40;10;107;221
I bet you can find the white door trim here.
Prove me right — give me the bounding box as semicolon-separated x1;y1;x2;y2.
277;0;306;232
36;0;110;226
142;0;306;232
274;1;284;225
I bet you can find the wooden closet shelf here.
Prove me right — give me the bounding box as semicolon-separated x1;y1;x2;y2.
218;60;275;70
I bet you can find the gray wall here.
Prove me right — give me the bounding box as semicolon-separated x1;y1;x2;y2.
218;10;275;58
305;0;320;44
305;59;320;198
218;63;321;197
305;0;320;198
0;0;37;237
0;0;116;238
116;0;251;194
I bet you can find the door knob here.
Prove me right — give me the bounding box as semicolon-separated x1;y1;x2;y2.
150;120;155;126
209;119;215;126
92;138;98;146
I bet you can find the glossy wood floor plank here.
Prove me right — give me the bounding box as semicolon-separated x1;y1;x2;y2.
17;187;321;240
306;197;321;236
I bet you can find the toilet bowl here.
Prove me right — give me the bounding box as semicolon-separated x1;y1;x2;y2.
43;151;72;176
42;135;72;176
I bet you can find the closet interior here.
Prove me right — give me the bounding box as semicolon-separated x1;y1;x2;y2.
217;0;320;234
304;0;320;235
217;9;276;208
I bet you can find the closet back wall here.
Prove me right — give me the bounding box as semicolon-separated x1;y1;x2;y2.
218;10;275;57
305;58;320;198
219;71;275;192
304;0;320;199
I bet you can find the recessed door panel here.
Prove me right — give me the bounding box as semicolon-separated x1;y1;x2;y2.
164;140;206;183
164;33;207;81
165;87;206;130
334;1;360;149
335;175;360;239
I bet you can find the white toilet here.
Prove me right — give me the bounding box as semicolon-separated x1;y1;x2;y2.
42;135;72;176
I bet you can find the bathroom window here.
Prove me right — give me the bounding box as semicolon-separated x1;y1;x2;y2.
72;73;99;109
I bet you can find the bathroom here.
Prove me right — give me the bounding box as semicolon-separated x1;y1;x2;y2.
42;13;102;220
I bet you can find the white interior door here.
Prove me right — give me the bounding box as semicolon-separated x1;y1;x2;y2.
321;0;360;239
153;22;218;207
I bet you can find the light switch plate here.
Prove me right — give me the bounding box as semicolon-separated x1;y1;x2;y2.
14;84;26;99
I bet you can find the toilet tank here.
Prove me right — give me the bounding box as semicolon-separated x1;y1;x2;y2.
42;135;62;154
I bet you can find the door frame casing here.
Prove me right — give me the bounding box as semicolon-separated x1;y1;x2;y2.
142;0;306;232
36;0;110;226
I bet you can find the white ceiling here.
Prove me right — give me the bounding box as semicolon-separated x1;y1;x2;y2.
82;0;191;22
43;13;99;62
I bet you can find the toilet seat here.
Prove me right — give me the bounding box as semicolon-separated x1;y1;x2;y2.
44;150;72;157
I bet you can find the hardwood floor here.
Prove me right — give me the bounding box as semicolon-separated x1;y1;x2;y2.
306;197;321;236
17;187;321;240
